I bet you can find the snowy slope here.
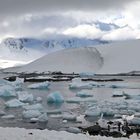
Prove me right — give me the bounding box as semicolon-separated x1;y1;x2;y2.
5;47;103;73
96;39;140;74
4;39;140;74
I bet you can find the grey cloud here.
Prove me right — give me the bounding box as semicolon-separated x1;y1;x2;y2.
0;0;138;18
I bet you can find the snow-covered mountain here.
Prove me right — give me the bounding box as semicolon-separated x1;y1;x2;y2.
0;37;108;68
1;37;108;50
4;39;140;74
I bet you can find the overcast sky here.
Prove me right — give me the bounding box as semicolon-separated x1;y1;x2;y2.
0;0;140;42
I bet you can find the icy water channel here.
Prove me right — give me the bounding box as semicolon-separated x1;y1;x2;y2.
1;76;140;131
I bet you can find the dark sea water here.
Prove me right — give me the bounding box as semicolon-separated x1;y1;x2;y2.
0;75;140;131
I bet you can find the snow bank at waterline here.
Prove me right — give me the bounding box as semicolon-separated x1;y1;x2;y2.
0;127;138;140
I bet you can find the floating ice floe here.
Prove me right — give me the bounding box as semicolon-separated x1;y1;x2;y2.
69;78;93;89
79;72;95;77
66;97;96;104
38;113;48;122
5;99;25;108
128;117;140;125
0;85;16;97
67;127;81;134
22;110;42;119
1;114;15;119
107;82;140;89
28;81;50;89
23;103;44;112
47;109;62;114
69;82;93;89
112;90;124;97
18;91;34;103
47;91;64;104
76;90;93;98
63;114;77;121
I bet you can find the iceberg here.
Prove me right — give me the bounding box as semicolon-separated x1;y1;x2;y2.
10;77;24;90
0;79;9;86
18;91;34;103
76;90;93;98
47;91;64;104
28;81;50;89
5;99;25;108
0;85;16;97
22;110;42;119
38;113;48;122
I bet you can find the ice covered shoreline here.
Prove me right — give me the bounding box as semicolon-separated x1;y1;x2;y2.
0;127;138;140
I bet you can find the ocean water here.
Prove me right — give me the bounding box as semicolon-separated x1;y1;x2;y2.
0;76;140;130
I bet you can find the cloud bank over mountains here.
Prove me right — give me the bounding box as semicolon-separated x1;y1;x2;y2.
0;0;140;42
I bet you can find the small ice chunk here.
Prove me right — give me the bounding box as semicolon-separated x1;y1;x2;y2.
35;97;43;103
30;118;39;123
38;113;48;122
28;81;50;89
85;107;101;117
69;82;93;89
18;92;34;103
1;114;15;119
62;120;67;123
5;99;25;108
50;114;63;118
63;114;77;121
76;115;85;123
67;127;81;134
76;90;93;98
66;97;96;104
0;111;6;116
22;110;41;119
112;91;124;97
0;85;16;97
47;91;64;104
23;103;44;111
